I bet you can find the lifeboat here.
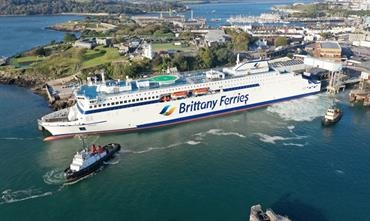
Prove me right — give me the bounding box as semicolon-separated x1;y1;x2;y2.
193;88;209;96
160;95;171;102
171;91;188;99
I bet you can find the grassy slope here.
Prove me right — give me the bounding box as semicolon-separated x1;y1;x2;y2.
82;46;120;68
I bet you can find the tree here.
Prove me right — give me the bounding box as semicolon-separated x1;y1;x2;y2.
197;47;214;69
274;36;288;47
34;47;46;56
225;29;250;51
63;33;77;42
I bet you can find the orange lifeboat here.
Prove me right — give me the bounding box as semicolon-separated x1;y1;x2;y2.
193;88;209;96
171;91;188;99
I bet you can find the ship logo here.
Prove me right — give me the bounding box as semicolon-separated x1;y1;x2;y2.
159;105;176;116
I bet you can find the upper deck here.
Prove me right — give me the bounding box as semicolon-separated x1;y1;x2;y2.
76;60;285;100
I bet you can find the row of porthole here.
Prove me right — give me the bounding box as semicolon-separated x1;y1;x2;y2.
89;95;160;109
88;78;268;109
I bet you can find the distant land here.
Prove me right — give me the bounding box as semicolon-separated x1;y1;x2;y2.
0;0;317;16
0;0;186;16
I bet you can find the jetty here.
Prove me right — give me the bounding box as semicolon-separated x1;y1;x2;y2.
349;72;370;106
249;204;291;221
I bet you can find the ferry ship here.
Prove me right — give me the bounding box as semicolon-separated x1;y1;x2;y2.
38;60;321;141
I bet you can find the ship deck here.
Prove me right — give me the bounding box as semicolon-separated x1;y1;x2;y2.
76;59;300;100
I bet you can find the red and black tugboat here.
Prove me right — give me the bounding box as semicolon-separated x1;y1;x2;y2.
64;143;121;183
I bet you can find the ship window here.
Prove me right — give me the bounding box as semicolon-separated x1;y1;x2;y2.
107;103;110;106
111;102;115;105
116;102;119;105
89;106;92;109
120;101;123;104
124;100;127;103
79;127;86;131
140;98;143;101
94;105;97;108
103;104;106;107
136;99;139;101
98;104;101;107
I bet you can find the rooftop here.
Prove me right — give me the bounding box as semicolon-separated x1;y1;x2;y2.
320;41;341;49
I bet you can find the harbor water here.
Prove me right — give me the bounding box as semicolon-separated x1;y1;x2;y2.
1;86;370;221
1;2;370;220
0;15;82;57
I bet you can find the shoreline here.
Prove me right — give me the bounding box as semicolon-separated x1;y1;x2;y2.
0;70;75;110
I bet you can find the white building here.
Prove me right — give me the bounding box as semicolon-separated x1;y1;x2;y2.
143;43;154;60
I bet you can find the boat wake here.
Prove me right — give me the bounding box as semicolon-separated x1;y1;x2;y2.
267;94;331;122
195;128;246;139
186;140;201;145
206;129;246;138
103;158;120;165
63;172;96;185
0;137;39;141
0;188;52;205
254;132;308;146
130;145;179;154
43;169;65;185
123;129;246;155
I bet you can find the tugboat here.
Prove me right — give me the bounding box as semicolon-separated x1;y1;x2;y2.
322;105;342;126
64;143;121;183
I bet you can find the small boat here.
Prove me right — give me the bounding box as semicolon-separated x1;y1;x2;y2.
321;105;342;126
210;18;221;22
64;143;121;183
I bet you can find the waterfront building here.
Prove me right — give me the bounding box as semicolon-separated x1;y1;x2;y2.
313;41;342;61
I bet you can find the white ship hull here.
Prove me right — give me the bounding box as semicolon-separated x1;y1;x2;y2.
39;70;320;140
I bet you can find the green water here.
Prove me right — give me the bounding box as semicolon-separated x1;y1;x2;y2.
1;85;370;221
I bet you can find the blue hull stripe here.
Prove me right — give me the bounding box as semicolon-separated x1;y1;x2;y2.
137;91;320;128
78;83;261;115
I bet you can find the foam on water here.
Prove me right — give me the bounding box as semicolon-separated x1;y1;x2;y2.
43;169;65;185
186;140;201;145
103;159;120;165
283;142;306;147
131;146;173;154
254;132;307;145
63;173;96;185
267;94;332;122
335;169;345;175
206;129;246;138
0;137;39;141
0;188;52;205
